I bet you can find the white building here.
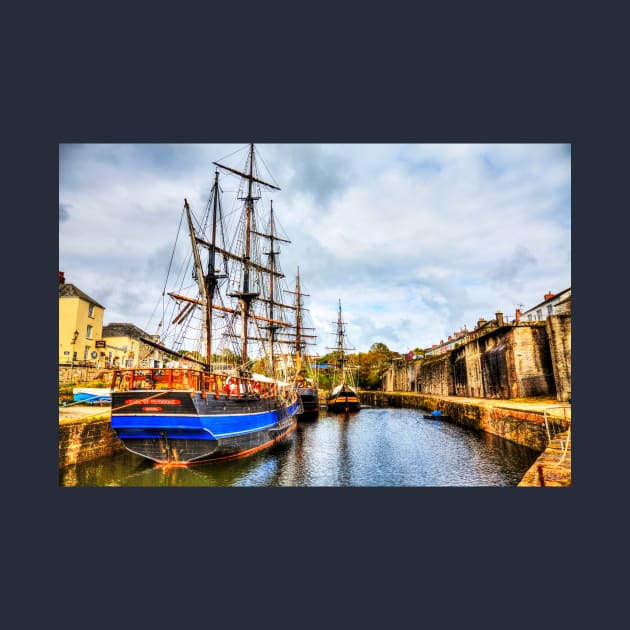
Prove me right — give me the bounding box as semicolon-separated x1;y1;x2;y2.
520;288;571;322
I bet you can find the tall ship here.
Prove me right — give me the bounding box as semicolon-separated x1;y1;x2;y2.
326;300;361;413
109;144;301;465
284;267;320;419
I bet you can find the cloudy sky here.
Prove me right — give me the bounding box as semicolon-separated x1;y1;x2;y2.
59;143;571;357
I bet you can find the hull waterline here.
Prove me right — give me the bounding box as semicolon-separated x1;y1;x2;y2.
111;388;300;465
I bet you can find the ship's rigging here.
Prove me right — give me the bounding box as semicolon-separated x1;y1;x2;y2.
147;144;296;380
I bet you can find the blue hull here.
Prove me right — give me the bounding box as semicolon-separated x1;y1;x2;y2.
111;390;299;464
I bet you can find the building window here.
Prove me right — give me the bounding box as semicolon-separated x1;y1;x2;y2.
86;324;93;339
547;304;553;315
527;314;533;321
88;303;94;318
131;341;135;352
536;309;543;320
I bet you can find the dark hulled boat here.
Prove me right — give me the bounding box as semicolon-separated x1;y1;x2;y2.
296;380;320;419
110;144;301;465
326;300;361;414
292;268;320;420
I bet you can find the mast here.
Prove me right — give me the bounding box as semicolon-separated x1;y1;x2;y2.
205;169;220;365
266;201;279;372
277;266;316;374
335;299;346;375
241;143;255;370
294;267;309;377
214;143;281;375
184;198;209;358
183;169;222;368
295;267;303;362
328;299;355;385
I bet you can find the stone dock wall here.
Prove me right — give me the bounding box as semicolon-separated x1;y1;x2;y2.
360;391;569;452
59;410;124;469
518;430;571;487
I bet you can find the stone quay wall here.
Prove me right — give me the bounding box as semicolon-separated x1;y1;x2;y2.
360;391;568;452
546;312;571;402
383;306;571;404
59;367;114;386
59;413;124;469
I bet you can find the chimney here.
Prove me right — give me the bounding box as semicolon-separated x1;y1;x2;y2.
477;317;486;329
448;336;452;342
440;339;444;345
59;271;65;284
515;308;521;322
544;291;555;301
432;344;437;349
496;311;504;326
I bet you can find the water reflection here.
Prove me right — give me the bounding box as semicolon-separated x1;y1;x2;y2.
59;407;539;487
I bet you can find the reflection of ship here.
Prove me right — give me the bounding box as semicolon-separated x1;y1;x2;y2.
326;300;360;413
109;144;300;465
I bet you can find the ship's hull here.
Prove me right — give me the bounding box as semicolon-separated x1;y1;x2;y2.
326;387;361;413
111;390;299;464
297;387;320;419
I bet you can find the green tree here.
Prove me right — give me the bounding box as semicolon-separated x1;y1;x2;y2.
355;342;397;390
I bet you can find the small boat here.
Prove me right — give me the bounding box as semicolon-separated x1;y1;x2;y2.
423;410;451;420
109;144;300;465
326;300;361;414
327;383;360;413
73;387;111;403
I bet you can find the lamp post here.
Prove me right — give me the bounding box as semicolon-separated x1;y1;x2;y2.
70;330;79;383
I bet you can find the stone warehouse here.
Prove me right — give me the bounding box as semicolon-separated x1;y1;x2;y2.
382;290;571;403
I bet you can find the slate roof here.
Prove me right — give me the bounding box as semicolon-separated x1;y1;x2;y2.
58;283;105;308
102;322;152;340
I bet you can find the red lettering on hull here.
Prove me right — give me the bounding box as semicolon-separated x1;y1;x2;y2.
125;399;181;405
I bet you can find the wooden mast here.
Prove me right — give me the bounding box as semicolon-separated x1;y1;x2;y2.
266;201;278;372
184;198;209;362
213;143;280;375
205;169;220;366
295;267;304;374
327;300;355;387
183;169;222;369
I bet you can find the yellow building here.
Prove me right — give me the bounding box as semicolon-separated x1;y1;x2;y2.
58;271;106;367
102;322;162;369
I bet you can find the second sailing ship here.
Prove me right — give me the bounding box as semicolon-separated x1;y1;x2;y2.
326;300;361;413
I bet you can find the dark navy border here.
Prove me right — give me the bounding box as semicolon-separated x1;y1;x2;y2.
11;5;613;626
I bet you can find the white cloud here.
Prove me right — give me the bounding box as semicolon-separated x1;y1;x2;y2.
59;143;571;355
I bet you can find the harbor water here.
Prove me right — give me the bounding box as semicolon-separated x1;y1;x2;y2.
59;406;539;487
